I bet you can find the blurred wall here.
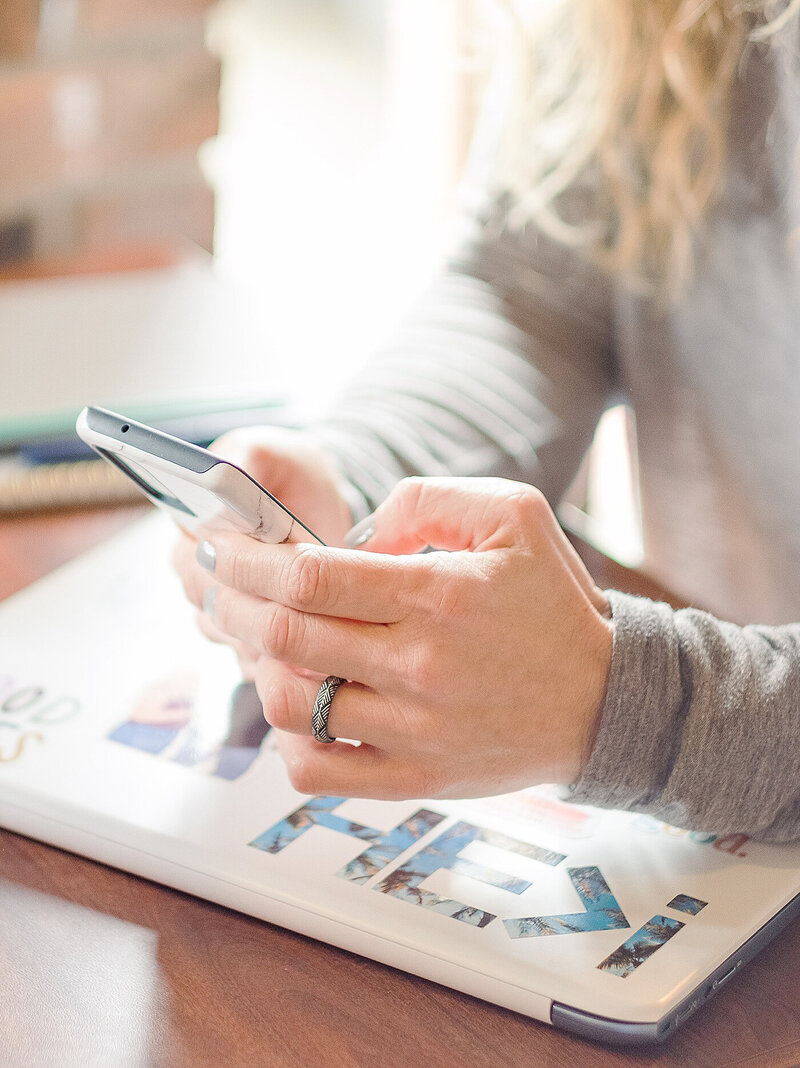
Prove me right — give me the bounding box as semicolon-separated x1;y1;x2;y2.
0;0;220;272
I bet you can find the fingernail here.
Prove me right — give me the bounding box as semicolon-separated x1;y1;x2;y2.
197;540;216;574
203;585;218;620
344;514;375;548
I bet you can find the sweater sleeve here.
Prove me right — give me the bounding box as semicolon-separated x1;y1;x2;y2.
309;194;616;520
569;591;800;842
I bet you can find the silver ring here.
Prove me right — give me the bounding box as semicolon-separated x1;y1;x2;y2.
312;675;345;744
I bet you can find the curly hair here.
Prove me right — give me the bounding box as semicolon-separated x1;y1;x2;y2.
488;0;800;294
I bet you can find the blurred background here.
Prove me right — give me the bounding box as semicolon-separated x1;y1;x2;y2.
0;0;476;393
0;0;641;562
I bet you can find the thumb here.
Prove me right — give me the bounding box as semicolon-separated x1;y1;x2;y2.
210;426;354;545
208;427;301;496
346;476;550;554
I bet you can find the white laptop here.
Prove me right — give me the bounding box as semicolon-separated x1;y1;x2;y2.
1;514;799;1046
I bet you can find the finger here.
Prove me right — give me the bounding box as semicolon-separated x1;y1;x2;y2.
275;731;425;800
355;476;610;615
207;425;307;497
172;532;201;597
208;583;400;688
546;528;612;617
256;659;400;746
197;532;425;623
173;529;207;606
350;476;554;554
195;609;261;666
205;426;355;546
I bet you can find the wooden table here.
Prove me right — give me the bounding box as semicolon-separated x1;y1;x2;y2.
1;507;799;1068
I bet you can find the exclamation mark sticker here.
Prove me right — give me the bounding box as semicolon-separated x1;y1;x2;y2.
597;894;707;977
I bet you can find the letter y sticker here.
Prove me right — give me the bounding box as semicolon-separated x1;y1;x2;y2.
504;866;629;938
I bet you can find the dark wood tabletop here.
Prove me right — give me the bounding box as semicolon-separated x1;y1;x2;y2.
1;506;799;1068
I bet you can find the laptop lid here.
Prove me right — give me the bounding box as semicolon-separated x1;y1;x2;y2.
1;514;798;1046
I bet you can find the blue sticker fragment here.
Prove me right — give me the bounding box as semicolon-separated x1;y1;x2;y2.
109;720;182;755
598;914;685;977
249;797;445;867
213;745;262;780
504;866;629;938
251;796;388;853
338;808;447;884
251;798;570;930
667;893;707;916
375;820;565;928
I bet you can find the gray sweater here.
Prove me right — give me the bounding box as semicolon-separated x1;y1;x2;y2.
312;35;800;841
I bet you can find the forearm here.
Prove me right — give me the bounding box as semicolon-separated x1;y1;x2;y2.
570;592;800;841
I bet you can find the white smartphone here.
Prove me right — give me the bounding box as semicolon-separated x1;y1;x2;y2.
76;406;324;545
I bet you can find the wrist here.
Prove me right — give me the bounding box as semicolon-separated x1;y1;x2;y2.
564;603;614;786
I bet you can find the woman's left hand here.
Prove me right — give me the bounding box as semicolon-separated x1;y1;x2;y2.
173;476;613;799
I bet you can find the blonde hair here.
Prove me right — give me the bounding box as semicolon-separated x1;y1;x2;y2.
488;0;800;294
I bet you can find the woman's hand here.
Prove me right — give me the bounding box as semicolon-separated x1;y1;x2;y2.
172;425;355;678
177;476;613;799
199;424;356;545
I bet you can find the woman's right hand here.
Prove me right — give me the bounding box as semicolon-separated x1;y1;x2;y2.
172;425;356;678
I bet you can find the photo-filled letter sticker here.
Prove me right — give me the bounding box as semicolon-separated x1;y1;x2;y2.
370;820;565;927
109;678;269;780
597;916;685;978
250;797;565;927
250;796;708;977
504;866;629;938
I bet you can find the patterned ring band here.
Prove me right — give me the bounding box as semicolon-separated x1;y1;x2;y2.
311;675;345;744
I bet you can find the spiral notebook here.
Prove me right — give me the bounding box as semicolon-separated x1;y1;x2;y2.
1;514;800;1046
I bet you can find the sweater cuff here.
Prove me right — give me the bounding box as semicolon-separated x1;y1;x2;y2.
567;590;686;813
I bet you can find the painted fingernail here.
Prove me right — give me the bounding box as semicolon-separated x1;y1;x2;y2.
203;585;218;620
344;514;375;548
196;540;216;574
